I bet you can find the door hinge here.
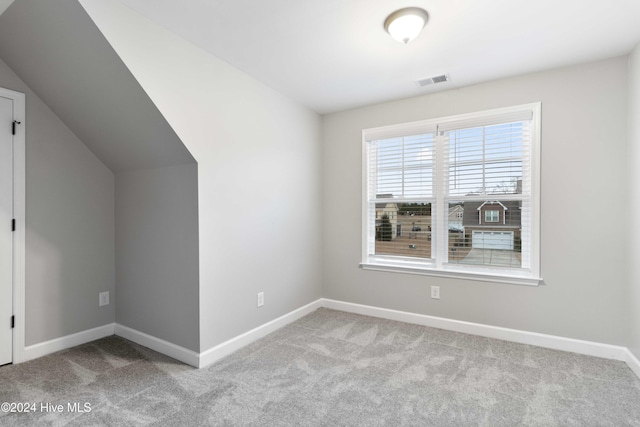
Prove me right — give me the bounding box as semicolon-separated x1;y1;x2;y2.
11;315;14;329
11;219;15;231
12;120;21;135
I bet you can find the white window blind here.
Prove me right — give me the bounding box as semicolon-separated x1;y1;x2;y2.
444;120;529;198
362;103;541;285
370;133;435;199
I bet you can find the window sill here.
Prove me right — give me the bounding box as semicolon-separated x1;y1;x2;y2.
359;261;542;286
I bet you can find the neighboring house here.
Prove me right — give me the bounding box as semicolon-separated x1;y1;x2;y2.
448;204;464;231
375;194;399;239
462;200;521;250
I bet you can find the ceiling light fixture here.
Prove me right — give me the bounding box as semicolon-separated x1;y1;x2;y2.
384;7;429;44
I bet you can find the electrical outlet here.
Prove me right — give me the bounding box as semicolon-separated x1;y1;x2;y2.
257;292;264;307
430;286;440;300
99;291;110;307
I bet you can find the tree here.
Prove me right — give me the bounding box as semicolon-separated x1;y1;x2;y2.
379;214;393;241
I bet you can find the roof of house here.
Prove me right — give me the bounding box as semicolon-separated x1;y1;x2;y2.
448;205;464;215
462;200;521;226
376;202;399;210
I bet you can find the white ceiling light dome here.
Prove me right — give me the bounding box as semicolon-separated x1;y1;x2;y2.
384;7;429;44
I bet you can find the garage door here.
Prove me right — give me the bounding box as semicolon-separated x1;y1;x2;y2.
472;231;513;250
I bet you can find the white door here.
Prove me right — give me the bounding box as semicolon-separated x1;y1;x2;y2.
472;231;513;250
0;95;13;365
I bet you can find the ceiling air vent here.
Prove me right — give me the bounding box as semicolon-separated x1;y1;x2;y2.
416;74;449;87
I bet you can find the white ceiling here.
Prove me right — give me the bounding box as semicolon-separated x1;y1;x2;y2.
118;0;640;114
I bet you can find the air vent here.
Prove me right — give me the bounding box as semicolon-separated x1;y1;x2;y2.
416;74;449;87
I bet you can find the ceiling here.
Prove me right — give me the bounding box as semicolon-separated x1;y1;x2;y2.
0;0;638;170
117;0;640;114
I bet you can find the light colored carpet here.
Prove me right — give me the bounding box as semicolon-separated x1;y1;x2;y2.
1;308;640;426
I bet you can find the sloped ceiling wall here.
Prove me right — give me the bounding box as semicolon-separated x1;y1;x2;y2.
80;0;323;352
0;0;194;172
0;1;13;16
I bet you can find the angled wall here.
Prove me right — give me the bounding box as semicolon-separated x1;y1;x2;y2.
0;1;13;16
80;0;323;352
0;56;115;345
0;0;193;172
0;0;200;352
115;164;199;352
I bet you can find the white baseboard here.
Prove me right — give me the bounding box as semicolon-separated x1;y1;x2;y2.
199;299;323;368
624;348;640;379
23;323;115;362
19;299;322;368
114;324;200;368
321;299;628;362
17;299;640;382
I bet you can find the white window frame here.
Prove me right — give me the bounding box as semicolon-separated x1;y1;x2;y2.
360;103;542;286
485;210;500;223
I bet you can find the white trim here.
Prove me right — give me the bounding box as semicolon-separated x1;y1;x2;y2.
477;200;508;212
624;349;640;379
321;299;627;361
17;299;322;368
199;299;322;368
23;323;115;362
361;132;369;265
362;104;532;141
360;262;541;286
13;91;25;364
434;132;446;270
14;299;640;381
0;87;26;364
114;324;200;368
529;101;542;279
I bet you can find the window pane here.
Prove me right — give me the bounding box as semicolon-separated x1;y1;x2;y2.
363;103;539;280
485;210;499;222
447;123;523;197
374;202;432;259
373;134;434;198
447;200;522;268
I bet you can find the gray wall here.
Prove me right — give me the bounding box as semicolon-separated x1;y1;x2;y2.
3;0;633;358
629;43;640;359
322;57;629;346
80;0;324;353
0;57;115;346
115;164;199;352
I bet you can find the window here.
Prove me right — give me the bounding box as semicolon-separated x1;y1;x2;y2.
361;103;541;285
485;210;499;223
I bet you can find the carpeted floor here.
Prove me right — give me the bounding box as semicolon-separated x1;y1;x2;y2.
1;308;640;426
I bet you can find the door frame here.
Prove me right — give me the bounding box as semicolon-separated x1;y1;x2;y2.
1;87;25;364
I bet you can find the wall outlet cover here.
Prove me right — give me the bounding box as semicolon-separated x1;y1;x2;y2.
257;292;264;307
99;291;110;307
